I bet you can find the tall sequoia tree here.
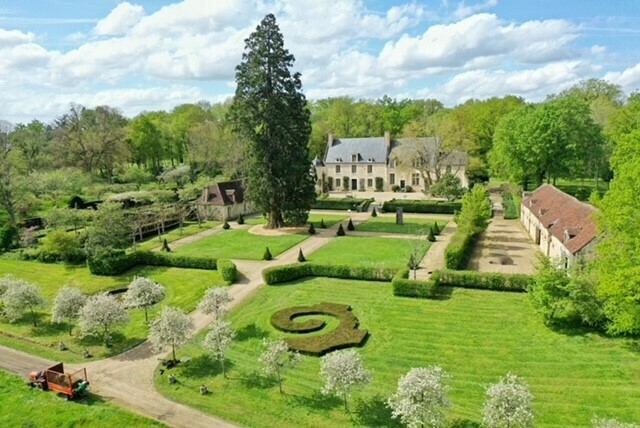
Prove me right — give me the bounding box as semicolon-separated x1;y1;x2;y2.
229;14;315;229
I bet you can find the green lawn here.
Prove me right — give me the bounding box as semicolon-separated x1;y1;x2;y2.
174;229;309;260
132;221;220;251
246;214;347;228
0;259;226;362
0;370;164;427
357;216;448;235
308;236;430;270
156;278;640;427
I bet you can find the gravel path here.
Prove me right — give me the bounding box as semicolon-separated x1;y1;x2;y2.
0;210;454;427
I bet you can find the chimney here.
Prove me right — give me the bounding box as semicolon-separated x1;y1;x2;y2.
384;131;391;152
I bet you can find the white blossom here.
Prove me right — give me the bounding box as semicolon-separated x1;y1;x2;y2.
149;306;194;362
320;349;371;411
124;276;165;322
593;417;640;428
259;339;301;394
79;292;128;346
51;286;86;335
482;373;534;428
1;277;46;326
202;319;236;378
197;287;233;319
387;366;451;428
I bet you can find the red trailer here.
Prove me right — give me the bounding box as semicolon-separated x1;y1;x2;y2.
29;362;89;400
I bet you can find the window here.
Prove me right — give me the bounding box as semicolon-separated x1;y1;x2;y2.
367;178;373;188
390;159;396;168
367;165;373;174
412;159;423;168
351;154;357;162
352;165;357;173
336;178;341;188
335;165;341;174
412;173;420;186
390;173;395;185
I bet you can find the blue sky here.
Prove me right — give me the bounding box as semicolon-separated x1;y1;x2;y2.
1;0;640;123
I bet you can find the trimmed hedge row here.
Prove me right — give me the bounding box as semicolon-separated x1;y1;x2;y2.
217;259;237;285
262;263;396;285
433;269;532;292
444;230;477;270
87;250;218;276
382;199;462;214
311;197;374;211
391;268;439;298
271;302;368;356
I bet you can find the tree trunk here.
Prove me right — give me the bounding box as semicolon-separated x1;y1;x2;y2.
222;358;226;378
277;370;282;394
30;307;37;327
69;320;73;336
144;306;149;323
172;345;177;364
344;393;348;412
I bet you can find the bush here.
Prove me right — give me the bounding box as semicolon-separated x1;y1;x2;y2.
405;185;413;193
87;249;137;276
0;224;19;252
311;197;374;211
308;223;316;234
371;207;377;217
427;227;436;242
237;213;245;225
433;221;440;235
342;177;350;191
391;185;400;192
298;248;306;262
222;220;231;230
87;250;218;276
320;219;326;229
391;268;438;298
444;230;475;270
431;173;465;201
502;195;518;220
271;302;368;356
263;246;273;261
347;218;355;231
217;259;237;285
337;224;345;236
433;269;532;292
263;263;396;285
39;230;85;263
383;199;462;214
375;177;384;192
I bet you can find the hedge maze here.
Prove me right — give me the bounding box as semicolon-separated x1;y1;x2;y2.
270;302;368;356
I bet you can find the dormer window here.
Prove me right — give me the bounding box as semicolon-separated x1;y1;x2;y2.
351;154;357;162
336;157;342;162
368;158;374;162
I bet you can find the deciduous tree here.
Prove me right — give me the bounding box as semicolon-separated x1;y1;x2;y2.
51;287;86;335
320;349;371;411
482;373;534;428
229;14;315;228
124;276;165;323
198;287;233;319
1;278;46;326
79;293;128;346
387;366;451;428
149;306;194;363
259;339;301;393
202;319;236;378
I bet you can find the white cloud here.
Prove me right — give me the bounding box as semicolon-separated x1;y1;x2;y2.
0;28;35;46
94;2;145;36
453;0;497;20
604;63;640;92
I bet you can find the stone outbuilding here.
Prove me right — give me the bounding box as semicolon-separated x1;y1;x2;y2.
520;184;597;269
197;179;254;220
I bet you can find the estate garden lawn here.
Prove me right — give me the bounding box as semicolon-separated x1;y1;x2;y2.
245;213;347;228
307;236;430;270
0;259;226;362
173;229;309;260
357;216;448;235
0;370;164;428
156;278;640;427
132;221;220;252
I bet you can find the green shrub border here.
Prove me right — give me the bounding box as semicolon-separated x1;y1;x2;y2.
311;197;374;211
434;269;531;292
382;199;462;214
391;268;439;298
262;263;396;285
87;250;218;276
271;302;368;356
217;259;237;285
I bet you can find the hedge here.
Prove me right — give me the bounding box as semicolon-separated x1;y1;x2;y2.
391;268;439;298
311;197;374;211
444;230;476;270
217;259;237;285
263;263;396;285
87;250;217;275
382;199;462;214
271;302;368;356
433;269;532;292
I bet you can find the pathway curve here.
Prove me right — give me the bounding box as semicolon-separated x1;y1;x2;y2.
0;210;454;427
467;193;539;274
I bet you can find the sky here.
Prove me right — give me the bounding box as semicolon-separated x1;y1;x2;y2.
1;0;640;124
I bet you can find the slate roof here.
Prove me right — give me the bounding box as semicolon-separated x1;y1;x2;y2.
324;137;388;163
522;184;597;254
390;137;468;167
312;156;325;167
201;180;245;206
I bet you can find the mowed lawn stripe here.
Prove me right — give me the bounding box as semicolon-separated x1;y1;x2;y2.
157;278;640;427
357;216;449;234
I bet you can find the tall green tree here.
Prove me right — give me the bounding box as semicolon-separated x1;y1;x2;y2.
229;14;315;229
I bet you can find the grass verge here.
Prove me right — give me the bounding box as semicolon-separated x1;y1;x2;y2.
357;216;447;234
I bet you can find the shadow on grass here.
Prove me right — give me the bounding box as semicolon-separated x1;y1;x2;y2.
432;286;454;301
353;394;401;427
29;319;68;337
79;332;144;357
239;369;277;389
236;322;269;342
448;418;481;428
179;353;235;379
286;390;342;411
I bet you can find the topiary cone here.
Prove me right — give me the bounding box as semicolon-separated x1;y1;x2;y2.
320;219;326;228
297;248;306;262
223;220;231;230
433;221;440;235
263;246;273;260
308;223;316;234
371;207;377;217
237;213;244;225
427;227;436;242
347;218;355;231
337;223;345;236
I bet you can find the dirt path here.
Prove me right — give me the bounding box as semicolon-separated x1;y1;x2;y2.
467;193;539;274
415;221;457;280
0;211;455;428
